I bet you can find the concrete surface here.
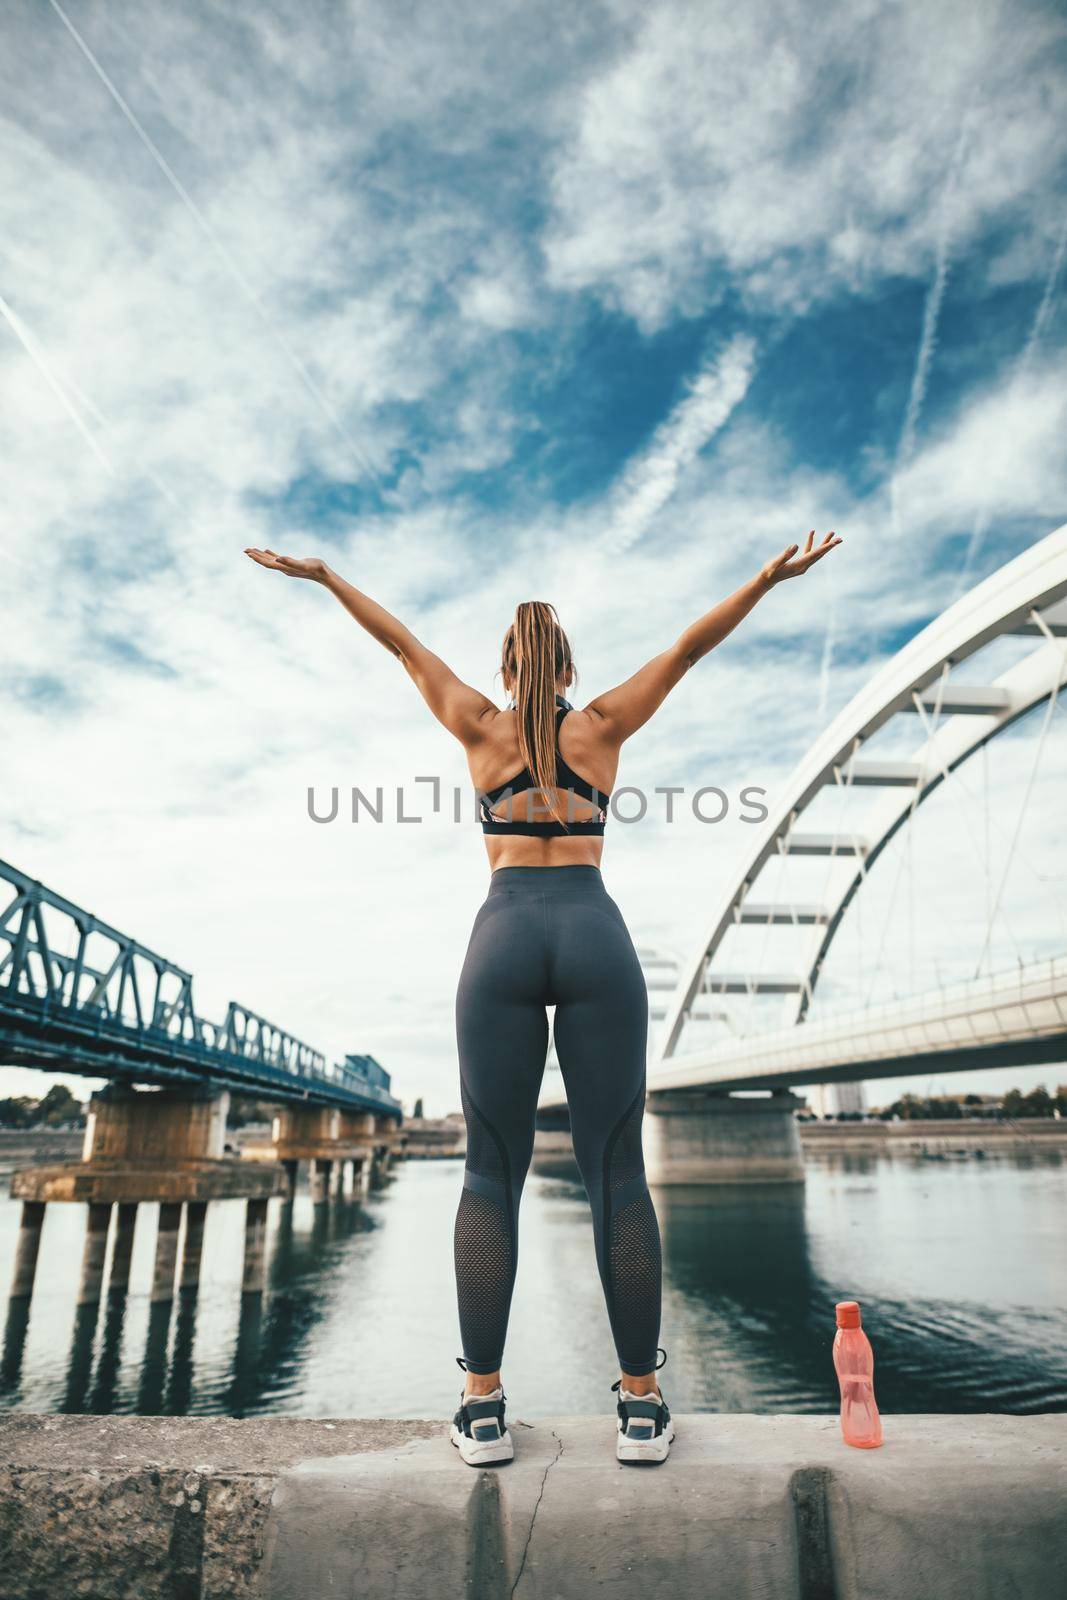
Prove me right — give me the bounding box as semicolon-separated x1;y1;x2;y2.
0;1416;437;1600
9;1158;288;1204
0;1414;1064;1599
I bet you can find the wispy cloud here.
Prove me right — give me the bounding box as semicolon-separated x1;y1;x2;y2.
44;0;385;492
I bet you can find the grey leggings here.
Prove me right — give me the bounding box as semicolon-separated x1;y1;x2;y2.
454;865;662;1376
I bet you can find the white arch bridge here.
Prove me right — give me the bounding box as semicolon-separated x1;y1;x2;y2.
541;526;1067;1172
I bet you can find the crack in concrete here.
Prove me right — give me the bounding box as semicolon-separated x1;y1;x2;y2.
509;1429;563;1598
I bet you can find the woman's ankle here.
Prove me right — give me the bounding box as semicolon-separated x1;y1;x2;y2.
620;1370;660;1397
463;1369;502;1397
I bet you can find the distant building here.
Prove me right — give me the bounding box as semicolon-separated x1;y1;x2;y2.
808;1080;868;1119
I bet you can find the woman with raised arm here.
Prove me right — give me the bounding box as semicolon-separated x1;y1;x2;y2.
246;532;841;1465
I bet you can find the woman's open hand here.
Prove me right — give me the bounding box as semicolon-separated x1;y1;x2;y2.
761;531;842;587
244;548;329;582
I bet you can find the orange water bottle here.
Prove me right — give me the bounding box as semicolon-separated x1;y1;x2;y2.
833;1301;883;1448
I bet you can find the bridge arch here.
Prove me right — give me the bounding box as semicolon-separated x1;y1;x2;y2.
658;523;1067;1066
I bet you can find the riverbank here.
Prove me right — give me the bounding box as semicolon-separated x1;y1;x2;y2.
799;1117;1067;1154
0;1130;83;1172
1;1413;1063;1598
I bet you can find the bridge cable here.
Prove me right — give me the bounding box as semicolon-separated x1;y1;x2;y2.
910;675;1025;973
974;616;1067;976
860;665;949;1008
820;739;863;1016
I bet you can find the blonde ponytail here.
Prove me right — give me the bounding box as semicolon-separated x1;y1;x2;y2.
501;602;574;826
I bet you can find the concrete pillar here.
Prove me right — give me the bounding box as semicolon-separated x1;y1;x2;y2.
179;1201;208;1292
310;1159;331;1205
151;1202;182;1302
108;1202;138;1296
356;1158;371;1198
643;1091;805;1185
9;1200;46;1300
282;1158;299;1198
273;1106;342;1148
242;1197;269;1293
328;1160;342;1199
85;1084;230;1161
340;1110;376;1141
77;1202;112;1305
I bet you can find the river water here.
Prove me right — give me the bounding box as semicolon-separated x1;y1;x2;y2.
1;1152;1065;1418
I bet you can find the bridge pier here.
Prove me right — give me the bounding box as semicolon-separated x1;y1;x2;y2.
151;1202;183;1303
242;1197;270;1293
9;1201;46;1300
109;1202;138;1296
77;1202;112;1305
309;1158;332;1205
243;1106;397;1204
179;1201;207;1293
8;1086;287;1313
643;1090;805;1185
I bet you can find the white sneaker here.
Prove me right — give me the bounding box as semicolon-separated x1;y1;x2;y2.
449;1386;514;1466
614;1384;674;1464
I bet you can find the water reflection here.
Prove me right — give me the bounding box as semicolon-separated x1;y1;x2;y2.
656;1182;829;1411
655;1153;1067;1415
0;1297;31;1394
90;1292;131;1414
137;1301;175;1415
63;1302;101;1414
167;1290;200;1415
220;1194;380;1416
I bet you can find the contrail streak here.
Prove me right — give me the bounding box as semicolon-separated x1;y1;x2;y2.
61;368;184;515
1;295;192;541
0;292;116;475
890;115;973;534
45;0;385;493
955;208;1067;594
601;335;756;557
896;243;951;474
1019;210;1067;377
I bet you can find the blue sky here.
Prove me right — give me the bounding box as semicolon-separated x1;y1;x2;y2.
1;0;1066;1113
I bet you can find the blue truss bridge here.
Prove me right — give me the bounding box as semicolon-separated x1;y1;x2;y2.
0;858;400;1119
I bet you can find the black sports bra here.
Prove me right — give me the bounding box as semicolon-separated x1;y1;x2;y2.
480;697;612;837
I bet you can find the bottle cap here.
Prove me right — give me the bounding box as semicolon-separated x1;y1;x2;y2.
836;1301;862;1329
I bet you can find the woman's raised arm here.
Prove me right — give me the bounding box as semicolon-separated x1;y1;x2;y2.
585;531;842;745
244;549;496;744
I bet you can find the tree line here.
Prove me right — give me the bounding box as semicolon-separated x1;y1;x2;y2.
873;1086;1067;1121
0;1088;279;1130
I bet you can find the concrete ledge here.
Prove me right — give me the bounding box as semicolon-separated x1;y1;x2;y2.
10;1159;288;1204
0;1414;1064;1598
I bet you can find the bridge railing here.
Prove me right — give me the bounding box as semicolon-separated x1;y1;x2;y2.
0;858;398;1111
